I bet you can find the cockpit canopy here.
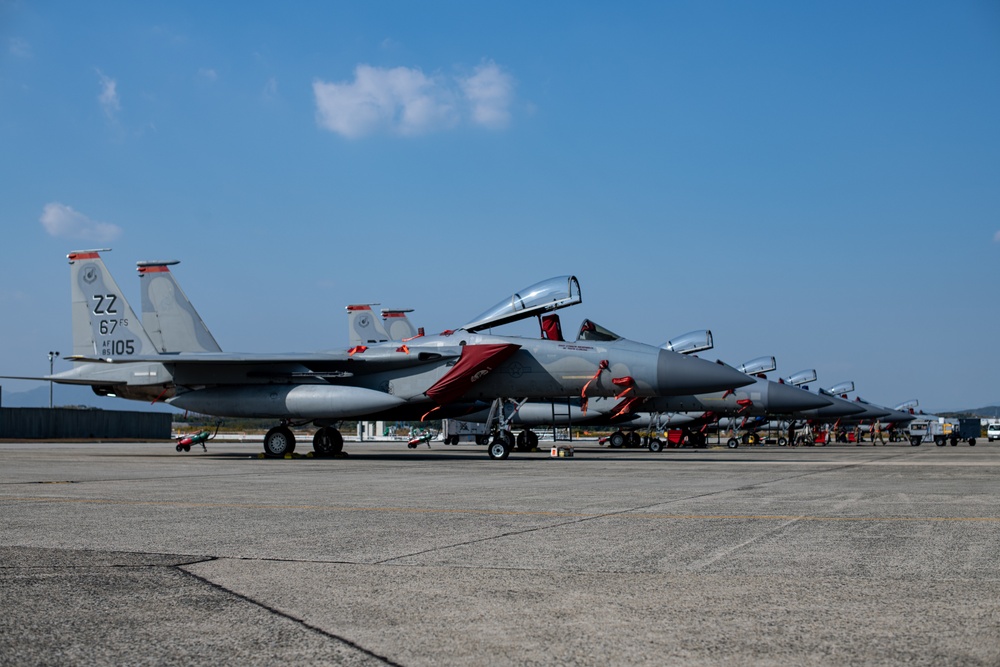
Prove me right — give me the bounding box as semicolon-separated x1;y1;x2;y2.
739;356;776;375
894;399;919;411
661;330;713;355
784;369;817;386
826;381;855;396
462;276;582;332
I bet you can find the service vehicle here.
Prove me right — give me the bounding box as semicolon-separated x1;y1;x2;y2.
441;419;490;445
988;422;1000;442
908;418;978;447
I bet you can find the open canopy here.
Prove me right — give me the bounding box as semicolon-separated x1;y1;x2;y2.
784;369;817;386
462;276;581;332
661;330;713;355
739;356;776;375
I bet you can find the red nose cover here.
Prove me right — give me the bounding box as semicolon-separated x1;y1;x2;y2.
425;343;522;405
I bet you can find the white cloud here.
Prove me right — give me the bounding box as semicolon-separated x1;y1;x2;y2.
459;61;514;129
994;230;1000;243
198;67;218;82
40;203;122;243
313;62;516;139
313;65;457;138
96;70;120;119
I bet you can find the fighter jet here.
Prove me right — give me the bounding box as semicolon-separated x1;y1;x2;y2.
595;355;832;449
53;251;753;459
781;372;869;422
444;340;830;451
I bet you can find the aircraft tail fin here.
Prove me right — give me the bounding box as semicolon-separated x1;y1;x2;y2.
68;249;157;359
137;260;222;353
381;308;418;341
347;304;391;345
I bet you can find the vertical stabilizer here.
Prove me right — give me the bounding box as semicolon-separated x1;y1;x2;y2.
138;261;222;353
347;304;391;345
68;249;157;359
381;308;418;341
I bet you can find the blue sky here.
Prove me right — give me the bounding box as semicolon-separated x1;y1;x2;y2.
1;1;998;413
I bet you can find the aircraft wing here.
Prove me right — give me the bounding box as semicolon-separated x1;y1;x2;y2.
65;347;461;380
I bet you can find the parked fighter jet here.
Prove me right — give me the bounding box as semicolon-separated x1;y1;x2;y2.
53;252;753;459
781;372;869;422
822;382;892;423
604;356;832;449
448;339;830;451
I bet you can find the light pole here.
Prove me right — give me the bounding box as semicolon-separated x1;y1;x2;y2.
48;351;59;408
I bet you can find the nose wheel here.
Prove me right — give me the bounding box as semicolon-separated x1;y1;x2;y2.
488;431;513;459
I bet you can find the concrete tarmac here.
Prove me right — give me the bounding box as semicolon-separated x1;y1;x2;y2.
1;439;998;666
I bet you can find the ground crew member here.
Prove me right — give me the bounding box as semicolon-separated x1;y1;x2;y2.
872;419;886;446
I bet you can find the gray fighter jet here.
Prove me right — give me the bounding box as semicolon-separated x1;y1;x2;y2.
51;251;753;459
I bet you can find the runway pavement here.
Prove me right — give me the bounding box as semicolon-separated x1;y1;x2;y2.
1;439;998;666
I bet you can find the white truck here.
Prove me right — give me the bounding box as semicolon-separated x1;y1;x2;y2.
988;423;1000;442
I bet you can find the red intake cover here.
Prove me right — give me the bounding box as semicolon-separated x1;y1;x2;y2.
425;343;522;405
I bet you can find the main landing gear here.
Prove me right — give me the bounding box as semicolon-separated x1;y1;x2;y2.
261;421;345;457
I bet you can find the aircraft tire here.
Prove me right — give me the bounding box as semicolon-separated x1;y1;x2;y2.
526;430;539;449
313;427;344;456
264;426;296;457
648;438;663;453
609;431;625;448
626;431;641;448
487;437;512;460
488;432;513;459
727;438;739;449
475;434;489;446
516;430;538;451
777;437;787;447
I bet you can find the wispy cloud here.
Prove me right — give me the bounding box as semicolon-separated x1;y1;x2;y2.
9;37;31;59
313;61;516;139
96;69;121;120
994;230;1000;243
40;203;122;243
459;61;514;130
198;67;218;82
263;76;278;100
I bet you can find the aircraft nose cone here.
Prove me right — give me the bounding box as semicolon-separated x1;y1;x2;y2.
826;396;868;418
769;381;832;413
856;402;891;420
656;351;754;396
884;409;916;424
